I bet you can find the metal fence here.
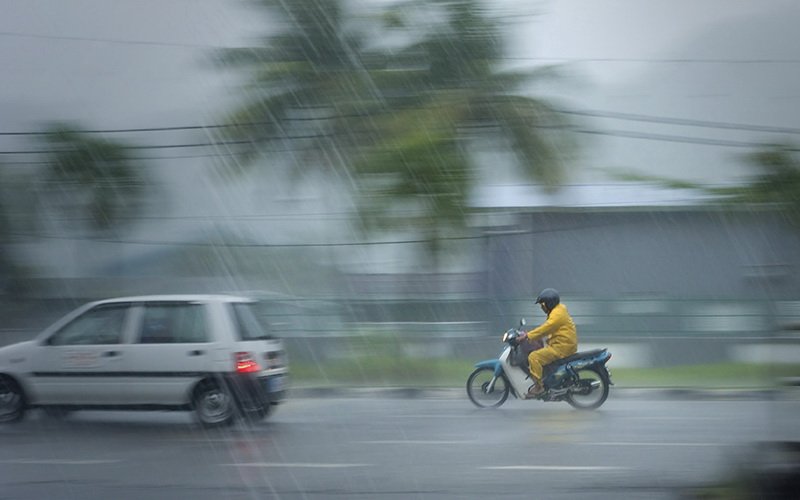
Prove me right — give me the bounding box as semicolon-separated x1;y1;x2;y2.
2;297;799;369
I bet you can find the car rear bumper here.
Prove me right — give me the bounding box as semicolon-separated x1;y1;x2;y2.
225;371;288;410
260;372;288;404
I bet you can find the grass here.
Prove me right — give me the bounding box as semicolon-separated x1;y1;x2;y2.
288;356;800;390
289;357;472;388
285;333;799;389
609;363;800;389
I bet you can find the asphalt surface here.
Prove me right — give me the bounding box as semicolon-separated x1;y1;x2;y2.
1;388;798;500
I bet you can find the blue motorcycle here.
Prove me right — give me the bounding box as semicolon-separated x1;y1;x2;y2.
467;320;613;410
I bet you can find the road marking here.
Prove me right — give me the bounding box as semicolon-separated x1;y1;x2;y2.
222;463;372;469
585;442;732;447
0;459;122;465
359;440;477;445
482;466;630;472
623;416;725;421
397;414;476;419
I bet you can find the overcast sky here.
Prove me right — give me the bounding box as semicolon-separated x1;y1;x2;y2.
3;0;799;277
2;0;799;185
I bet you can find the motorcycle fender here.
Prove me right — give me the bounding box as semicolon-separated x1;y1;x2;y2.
571;360;613;386
599;365;614;385
474;359;504;377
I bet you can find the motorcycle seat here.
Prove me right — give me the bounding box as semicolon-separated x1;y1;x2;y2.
540;349;607;378
520;349;609;379
551;348;607;367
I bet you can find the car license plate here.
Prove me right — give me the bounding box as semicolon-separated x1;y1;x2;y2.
268;374;286;393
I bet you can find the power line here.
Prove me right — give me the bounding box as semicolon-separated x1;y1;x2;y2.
3;108;798;138
561;109;800;135
2;109;799;162
569;127;775;149
6;231;482;248
5;31;800;66
0;30;217;49
0;126;794;162
504;56;800;64
0;134;327;156
5;219;639;248
0;123;233;137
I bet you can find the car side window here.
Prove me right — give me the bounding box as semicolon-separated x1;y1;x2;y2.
47;304;129;346
231;303;273;341
138;303;208;344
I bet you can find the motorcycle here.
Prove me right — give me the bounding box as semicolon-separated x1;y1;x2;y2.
466;320;613;410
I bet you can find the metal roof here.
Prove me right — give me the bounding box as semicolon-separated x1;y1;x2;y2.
471;183;717;210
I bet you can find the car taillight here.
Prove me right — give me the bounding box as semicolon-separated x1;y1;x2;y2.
235;352;261;373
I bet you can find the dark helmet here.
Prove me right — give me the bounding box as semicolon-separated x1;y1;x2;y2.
535;288;560;311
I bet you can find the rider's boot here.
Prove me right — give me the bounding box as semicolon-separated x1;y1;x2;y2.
523;381;545;399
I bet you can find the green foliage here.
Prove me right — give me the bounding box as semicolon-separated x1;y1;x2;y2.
608;143;800;226
216;0;574;258
715;144;800;222
38;122;147;230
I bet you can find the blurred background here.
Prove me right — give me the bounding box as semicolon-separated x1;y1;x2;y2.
3;2;800;497
1;0;799;389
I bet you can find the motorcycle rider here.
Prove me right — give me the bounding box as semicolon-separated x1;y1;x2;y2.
518;288;578;398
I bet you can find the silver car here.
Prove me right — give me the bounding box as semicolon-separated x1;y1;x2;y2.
0;295;288;426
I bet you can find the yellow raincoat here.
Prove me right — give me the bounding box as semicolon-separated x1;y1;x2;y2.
525;303;578;382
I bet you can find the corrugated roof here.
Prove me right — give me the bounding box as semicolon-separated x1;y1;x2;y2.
471;183;717;209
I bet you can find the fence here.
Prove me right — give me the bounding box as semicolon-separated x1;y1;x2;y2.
2;297;799;368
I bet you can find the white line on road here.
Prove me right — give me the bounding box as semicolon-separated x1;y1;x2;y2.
359;440;478;445
623;416;725;421
481;466;630;472
222;463;372;468
397;414;477;419
0;459;122;465
585;442;732;447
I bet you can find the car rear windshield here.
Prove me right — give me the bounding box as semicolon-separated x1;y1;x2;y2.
231;302;274;341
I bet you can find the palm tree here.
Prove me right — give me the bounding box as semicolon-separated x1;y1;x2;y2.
215;0;380;167
217;0;573;257
0;124;148;292
608;143;800;224
721;144;800;222
37;123;147;231
354;0;571;251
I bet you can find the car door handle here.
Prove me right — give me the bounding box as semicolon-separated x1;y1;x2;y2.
103;350;120;357
188;350;205;356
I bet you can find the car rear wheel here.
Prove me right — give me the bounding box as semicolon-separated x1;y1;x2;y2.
0;376;25;423
193;381;236;427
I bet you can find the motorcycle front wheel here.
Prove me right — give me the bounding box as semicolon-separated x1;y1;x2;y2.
466;367;509;408
565;367;609;410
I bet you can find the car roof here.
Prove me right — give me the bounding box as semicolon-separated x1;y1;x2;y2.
90;294;255;305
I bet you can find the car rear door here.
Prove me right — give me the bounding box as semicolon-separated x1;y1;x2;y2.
121;301;215;406
28;302;134;406
229;302;289;396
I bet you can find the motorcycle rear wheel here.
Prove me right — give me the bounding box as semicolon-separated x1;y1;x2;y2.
466;367;509;408
565;367;609;410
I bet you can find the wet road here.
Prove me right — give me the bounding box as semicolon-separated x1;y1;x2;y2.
1;391;798;499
